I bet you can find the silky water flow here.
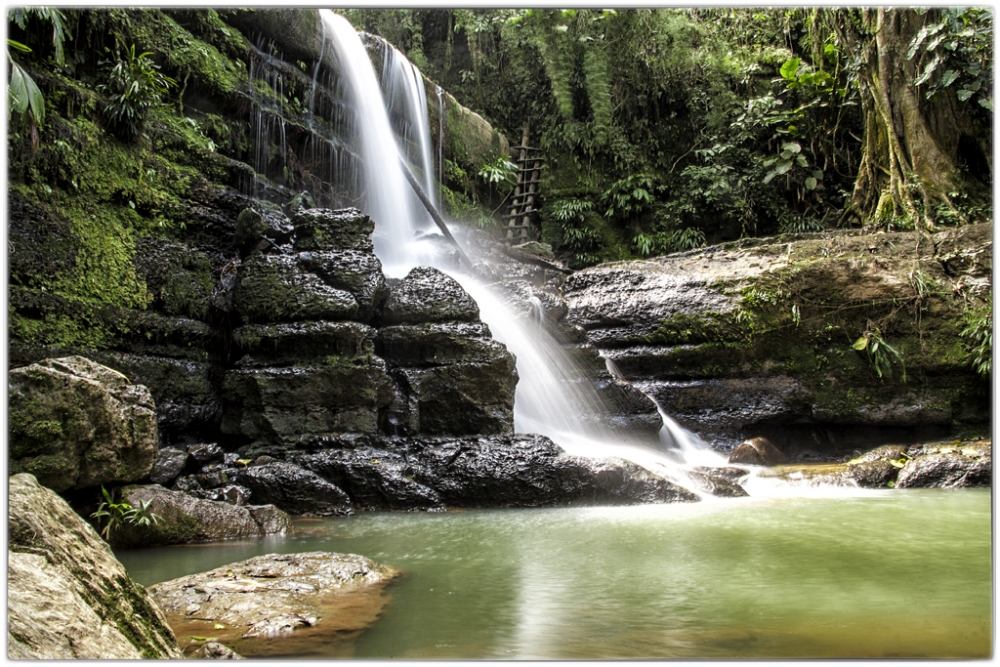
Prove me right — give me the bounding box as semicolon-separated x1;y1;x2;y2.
318;11;753;497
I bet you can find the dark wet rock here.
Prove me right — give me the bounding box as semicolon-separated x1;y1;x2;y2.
9;356;158;492
381;266;479;325
285;189;317;214
292;207;374;252
232;254;358;324
728;437;788;466
235;462;352;516
149;552;399;658
376;322;499;366
847;460;899;488
295;446;443;511
8;474;183;659
188;443;225;465
297;249;387;322
150;448;189;485
116;484;291;547
235;208;267;258
294;434;699;510
895;446;991;488
220;360;395;456
376;321;518;437
231;321;376;367
190;641;243;659
390;361;516;436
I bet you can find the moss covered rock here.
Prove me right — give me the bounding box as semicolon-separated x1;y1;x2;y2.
9;356;158;492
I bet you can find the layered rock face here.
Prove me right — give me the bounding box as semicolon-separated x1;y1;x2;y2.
221;210;518;457
563;225;992;453
8;474;183;659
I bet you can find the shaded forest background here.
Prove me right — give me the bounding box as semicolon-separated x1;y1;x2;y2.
344;8;992;267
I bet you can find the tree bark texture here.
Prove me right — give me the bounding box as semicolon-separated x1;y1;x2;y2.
844;8;990;229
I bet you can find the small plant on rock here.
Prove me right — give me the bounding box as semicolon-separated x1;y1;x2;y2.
99;38;175;142
91;486;161;540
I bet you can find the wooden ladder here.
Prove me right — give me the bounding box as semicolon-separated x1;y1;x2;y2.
504;122;544;243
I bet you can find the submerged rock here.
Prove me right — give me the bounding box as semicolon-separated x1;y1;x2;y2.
8;473;182;659
9;356;158;492
190;641;244;659
115;484;292;547
149;552;399;658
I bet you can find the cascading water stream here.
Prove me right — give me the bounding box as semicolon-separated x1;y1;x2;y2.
319;10;737;493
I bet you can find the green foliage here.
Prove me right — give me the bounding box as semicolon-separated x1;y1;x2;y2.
960;302;992;379
477;154;517;188
91;486;161;541
853;326;906;382
602;173;653;219
99;38;175;142
910;7;992;113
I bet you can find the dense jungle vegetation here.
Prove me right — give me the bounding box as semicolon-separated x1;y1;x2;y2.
343;8;992;265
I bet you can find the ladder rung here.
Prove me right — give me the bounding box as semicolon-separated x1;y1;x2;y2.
503;209;539;219
515;157;545;163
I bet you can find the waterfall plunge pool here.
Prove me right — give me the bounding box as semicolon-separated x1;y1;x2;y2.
118;487;991;659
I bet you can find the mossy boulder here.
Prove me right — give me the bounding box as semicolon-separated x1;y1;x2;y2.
8;473;183;659
9;356;158;492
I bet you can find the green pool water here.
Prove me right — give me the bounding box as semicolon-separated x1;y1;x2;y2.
118;488;992;659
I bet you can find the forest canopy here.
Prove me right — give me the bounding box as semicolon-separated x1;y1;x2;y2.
344;7;992;266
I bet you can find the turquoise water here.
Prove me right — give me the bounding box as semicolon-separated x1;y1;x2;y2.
119;488;992;659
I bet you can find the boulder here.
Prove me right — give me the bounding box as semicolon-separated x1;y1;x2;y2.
188;442;225;465
9;356;158;492
149;447;189;485
115;484;292;547
381;266;479;325
236;462;352;516
847;460;899;488
235;208;267;257
728;437;789;466
148;552;399;657
8;473;182;659
377;322;518;437
895;447;991;488
684;469;749;497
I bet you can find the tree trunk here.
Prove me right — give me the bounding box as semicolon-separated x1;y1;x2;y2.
843;8;990;230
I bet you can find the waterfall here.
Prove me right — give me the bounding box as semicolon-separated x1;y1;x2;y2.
318;10;719;478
